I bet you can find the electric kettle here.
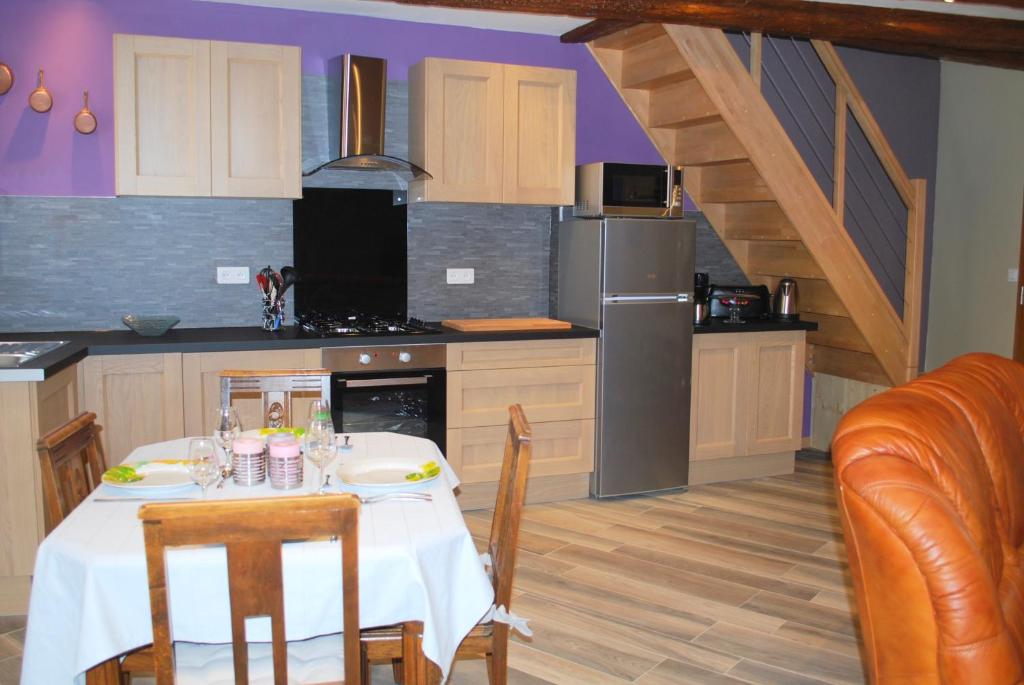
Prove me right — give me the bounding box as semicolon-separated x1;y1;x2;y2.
773;278;799;321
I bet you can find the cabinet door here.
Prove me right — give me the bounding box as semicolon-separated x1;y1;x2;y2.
447;419;594;484
747;333;805;455
689;333;749;460
409;59;504;203
80;354;185;464
181;349;322;436
446;339;596;371
210;41;301;198
114;35;211;196
502;65;576;206
447;366;595;429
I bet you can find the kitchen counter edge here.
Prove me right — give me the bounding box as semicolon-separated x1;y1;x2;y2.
1;319;817;382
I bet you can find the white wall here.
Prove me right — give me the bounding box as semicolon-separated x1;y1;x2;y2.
926;62;1024;369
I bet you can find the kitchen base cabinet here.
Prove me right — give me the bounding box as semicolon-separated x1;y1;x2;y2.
446;339;596;509
689;330;805;485
80;354;185;467
181;349;322;436
0;364;79;612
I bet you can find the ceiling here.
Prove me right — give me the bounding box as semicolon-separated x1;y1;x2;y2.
200;0;1024;34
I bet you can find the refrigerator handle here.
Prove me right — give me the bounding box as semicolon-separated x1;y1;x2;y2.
603;293;693;303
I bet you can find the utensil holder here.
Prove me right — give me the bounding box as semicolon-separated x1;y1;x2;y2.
262;297;284;331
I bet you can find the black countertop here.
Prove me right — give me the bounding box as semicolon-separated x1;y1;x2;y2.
2;318;816;381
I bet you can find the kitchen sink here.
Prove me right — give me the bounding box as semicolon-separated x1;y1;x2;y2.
0;341;69;368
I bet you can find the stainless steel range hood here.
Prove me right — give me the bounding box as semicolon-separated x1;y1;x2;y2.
303;54;431;179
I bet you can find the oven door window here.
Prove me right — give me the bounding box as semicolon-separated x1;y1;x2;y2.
332;370;445;452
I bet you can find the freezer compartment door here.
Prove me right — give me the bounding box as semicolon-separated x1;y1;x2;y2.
594;299;692;497
603;218;695;295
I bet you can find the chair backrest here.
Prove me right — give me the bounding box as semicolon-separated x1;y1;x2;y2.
36;411;107;533
219;368;331;429
832;352;1024;683
139;495;361;685
487;404;533;609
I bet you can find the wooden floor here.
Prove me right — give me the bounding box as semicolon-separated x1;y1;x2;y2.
1;455;865;685
445;454;866;685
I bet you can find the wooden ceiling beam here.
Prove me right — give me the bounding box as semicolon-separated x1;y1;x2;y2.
560;18;637;43
386;0;1024;69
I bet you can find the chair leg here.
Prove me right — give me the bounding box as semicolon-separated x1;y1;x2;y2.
392;657;405;684
360;643;373;685
490;627;509;685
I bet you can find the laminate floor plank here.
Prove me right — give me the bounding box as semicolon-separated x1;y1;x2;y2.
521;506;616;535
690;505;841;543
811;588;859;613
698;483;838;520
514;566;716;642
772;620;863;659
617;544;820;601
546;545;758;607
641;507;825;554
599;524;796;577
636;658;750;685
693;623;865;684
727;658;833;685
546;500;669;530
561;566;786;633
464;512;568;555
781;562;852;592
670;490;839;534
516;518;623;552
507;640;637;685
742;591;859;637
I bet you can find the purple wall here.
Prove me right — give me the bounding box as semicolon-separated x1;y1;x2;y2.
0;0;662;197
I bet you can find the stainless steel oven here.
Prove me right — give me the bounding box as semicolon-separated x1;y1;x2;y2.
323;344;446;452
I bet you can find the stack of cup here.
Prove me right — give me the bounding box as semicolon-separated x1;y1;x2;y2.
232;437;266;486
268;437;303;489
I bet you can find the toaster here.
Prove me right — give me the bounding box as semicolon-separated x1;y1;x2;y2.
708;285;770;319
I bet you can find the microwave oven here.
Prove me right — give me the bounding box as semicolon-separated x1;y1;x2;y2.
574;162;683;218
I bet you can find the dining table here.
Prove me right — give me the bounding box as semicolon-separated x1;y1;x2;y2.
20;431;495;685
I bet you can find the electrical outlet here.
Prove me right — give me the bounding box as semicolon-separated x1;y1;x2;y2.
1010;267;1019;283
447;268;475;285
217;266;250;285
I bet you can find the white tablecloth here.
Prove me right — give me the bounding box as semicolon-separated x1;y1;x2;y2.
20;432;494;685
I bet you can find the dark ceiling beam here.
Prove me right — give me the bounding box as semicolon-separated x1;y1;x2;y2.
386;0;1024;69
560;18;637;43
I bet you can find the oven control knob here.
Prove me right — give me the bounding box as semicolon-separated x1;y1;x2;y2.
358;353;372;365
398;352;412;363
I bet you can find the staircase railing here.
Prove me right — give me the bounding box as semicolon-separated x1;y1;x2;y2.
745;33;927;373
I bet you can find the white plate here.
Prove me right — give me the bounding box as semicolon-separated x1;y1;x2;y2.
101;461;194;490
338;456;441;487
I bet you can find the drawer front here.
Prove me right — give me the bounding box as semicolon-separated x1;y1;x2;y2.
447;419;594;484
446;338;596;371
447;366;596;428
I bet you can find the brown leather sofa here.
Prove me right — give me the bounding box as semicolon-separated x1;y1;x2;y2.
832;352;1024;683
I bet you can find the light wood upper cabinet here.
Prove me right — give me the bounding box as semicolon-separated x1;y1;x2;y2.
114;35;211;196
503;65;576;206
211;41;301;198
114;34;301;199
409;58;576;206
79;354;185;465
409;59;504;203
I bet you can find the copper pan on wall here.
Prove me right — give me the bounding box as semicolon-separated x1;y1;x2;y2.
29;69;52;112
0;63;12;96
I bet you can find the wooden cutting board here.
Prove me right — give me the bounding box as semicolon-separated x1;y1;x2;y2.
442;317;573;332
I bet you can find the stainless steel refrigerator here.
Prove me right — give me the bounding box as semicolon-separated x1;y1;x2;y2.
557;216;696;498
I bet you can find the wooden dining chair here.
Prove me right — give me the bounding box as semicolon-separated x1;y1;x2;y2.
138;495;363;685
360;404;533;685
36;411;108;534
219;368;331;428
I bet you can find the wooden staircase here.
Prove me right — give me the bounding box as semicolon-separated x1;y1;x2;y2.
588;25;927;386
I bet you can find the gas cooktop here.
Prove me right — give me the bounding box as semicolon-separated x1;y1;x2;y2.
297;311;441;337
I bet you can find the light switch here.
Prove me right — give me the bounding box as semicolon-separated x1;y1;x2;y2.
217;266;250;284
1010;267;1019;283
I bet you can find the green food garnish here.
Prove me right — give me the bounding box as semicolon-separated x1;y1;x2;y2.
405;461;441;481
104;465;143;483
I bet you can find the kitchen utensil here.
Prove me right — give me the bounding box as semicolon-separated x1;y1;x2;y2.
122;314;180;337
442;318;572;332
358;492;433;504
0;63;13;96
73;91;97;134
280;266;297;294
773;278;800;321
28;70;52;113
694;300;711;326
256;272;269;294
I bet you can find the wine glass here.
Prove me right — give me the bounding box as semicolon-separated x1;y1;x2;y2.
187;437;220;497
308;399;331;424
213;406;241;483
305;419;337;495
